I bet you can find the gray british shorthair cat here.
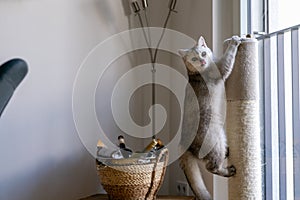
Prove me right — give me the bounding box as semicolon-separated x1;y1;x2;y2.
178;36;241;200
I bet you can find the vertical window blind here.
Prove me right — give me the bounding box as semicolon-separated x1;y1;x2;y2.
257;25;300;200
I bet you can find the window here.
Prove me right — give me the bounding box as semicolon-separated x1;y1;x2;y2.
268;0;300;32
249;0;300;199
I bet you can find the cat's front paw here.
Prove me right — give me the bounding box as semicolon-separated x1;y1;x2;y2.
231;35;241;46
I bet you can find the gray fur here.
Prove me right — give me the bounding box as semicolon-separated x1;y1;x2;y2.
179;36;241;200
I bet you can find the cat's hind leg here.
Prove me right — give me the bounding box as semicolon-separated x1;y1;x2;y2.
205;151;236;177
225;146;230;158
180;151;211;200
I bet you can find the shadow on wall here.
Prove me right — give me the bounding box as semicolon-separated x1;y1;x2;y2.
121;0;131;16
94;0;117;25
0;152;100;200
93;0;132;32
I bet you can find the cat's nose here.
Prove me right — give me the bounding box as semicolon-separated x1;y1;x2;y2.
200;59;206;66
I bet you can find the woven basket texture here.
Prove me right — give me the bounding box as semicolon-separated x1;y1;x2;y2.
96;149;168;200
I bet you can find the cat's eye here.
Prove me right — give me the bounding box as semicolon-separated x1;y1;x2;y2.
201;52;207;57
191;57;198;62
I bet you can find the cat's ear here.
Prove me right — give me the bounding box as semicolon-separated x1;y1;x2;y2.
178;49;188;57
198;36;207;48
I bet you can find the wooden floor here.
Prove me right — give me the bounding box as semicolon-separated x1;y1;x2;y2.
80;194;196;200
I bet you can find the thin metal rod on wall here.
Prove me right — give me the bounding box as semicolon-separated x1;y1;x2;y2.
131;0;176;139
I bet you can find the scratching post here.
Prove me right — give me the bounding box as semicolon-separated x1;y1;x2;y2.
225;38;262;199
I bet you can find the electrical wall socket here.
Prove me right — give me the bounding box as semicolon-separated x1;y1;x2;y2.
176;181;189;196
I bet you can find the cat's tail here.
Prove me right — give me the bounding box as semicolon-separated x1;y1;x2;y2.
179;151;211;200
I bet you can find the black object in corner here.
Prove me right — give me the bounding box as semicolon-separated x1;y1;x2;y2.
0;58;28;117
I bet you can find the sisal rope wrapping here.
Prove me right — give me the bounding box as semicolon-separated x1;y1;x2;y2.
225;38;262;200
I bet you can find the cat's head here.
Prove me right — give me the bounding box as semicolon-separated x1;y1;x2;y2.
179;36;213;75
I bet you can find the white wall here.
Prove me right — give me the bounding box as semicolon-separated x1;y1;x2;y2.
0;0;141;199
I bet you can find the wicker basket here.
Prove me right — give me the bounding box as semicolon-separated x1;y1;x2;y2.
96;148;169;200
